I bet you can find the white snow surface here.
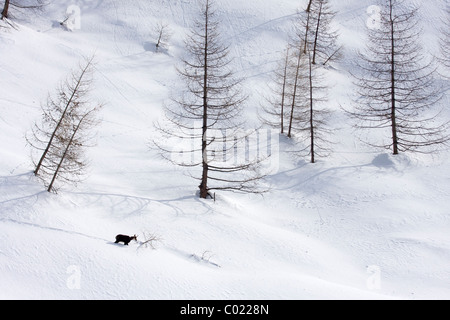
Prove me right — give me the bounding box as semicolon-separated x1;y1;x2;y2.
0;0;449;300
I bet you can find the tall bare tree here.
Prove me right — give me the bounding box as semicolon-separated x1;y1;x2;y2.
262;1;335;163
288;0;336;162
288;36;332;163
349;0;449;154
303;51;332;163
27;56;102;193
155;0;265;199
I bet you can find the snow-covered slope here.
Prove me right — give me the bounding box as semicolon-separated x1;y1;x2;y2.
0;0;449;299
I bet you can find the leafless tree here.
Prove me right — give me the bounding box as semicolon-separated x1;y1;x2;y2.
287;35;332;163
262;2;335;163
27;56;102;193
155;0;266;199
153;21;173;52
1;0;46;21
348;0;449;155
281;0;336;162
301;51;332;163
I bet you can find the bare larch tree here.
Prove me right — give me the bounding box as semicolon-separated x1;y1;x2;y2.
27;56;102;193
155;0;265;199
261;0;337;163
291;0;337;162
288;29;332;163
262;0;335;163
349;0;449;154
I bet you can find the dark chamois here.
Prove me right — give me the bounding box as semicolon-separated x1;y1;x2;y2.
115;234;137;245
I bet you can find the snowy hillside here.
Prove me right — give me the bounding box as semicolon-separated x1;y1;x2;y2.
0;0;449;300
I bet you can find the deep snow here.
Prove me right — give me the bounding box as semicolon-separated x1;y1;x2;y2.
0;0;449;300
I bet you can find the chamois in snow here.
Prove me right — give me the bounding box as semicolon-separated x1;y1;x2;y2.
115;234;137;245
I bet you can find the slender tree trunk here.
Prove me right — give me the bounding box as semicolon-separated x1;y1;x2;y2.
309;53;315;163
288;50;303;138
280;47;290;134
306;0;313;13
156;32;162;50
200;0;210;199
389;0;399;155
1;0;10;20
200;103;209;198
34;114;67;176
312;0;323;65
303;9;311;54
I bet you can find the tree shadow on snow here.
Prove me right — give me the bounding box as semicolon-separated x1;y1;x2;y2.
66;190;214;218
143;41;169;55
275;153;401;192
